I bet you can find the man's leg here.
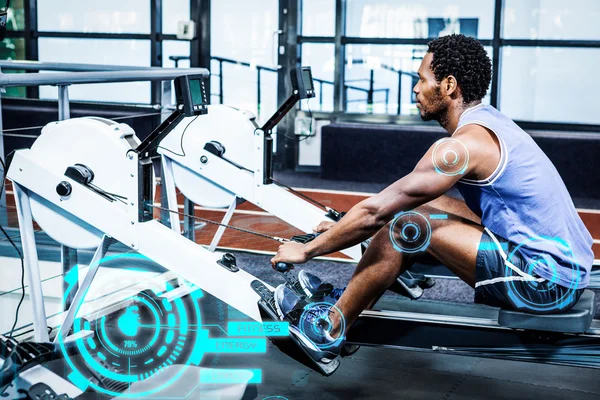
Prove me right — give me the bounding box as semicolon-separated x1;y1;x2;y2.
331;195;484;336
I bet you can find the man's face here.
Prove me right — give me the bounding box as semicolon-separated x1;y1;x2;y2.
413;52;448;122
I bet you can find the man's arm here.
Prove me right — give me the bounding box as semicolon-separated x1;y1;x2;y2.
297;129;485;260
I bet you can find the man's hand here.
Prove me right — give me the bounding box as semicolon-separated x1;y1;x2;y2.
314;221;336;233
271;242;310;268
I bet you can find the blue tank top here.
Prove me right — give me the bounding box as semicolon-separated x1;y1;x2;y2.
454;104;593;288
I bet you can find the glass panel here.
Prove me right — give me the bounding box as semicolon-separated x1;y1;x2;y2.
211;0;279;122
38;38;151;104
346;0;495;39
503;0;600;40
345;44;423;115
345;44;492;115
163;0;191;35
211;0;279;67
0;37;25;97
163;40;190;105
302;0;335;37
163;40;190;68
500;47;600;124
301;43;334;112
37;0;150;33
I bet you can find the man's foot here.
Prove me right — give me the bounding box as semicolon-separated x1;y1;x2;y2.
274;284;302;320
274;285;344;361
298;270;347;303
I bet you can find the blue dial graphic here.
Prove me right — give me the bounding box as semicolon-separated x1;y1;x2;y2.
389;211;432;254
58;253;206;398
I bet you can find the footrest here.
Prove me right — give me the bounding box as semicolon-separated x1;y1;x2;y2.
498;290;596;333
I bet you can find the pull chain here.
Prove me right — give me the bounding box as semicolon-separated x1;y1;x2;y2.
148;203;290;243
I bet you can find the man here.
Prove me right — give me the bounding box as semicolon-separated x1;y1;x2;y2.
271;34;594;359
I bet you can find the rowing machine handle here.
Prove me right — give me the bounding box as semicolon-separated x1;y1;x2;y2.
275;262;293;273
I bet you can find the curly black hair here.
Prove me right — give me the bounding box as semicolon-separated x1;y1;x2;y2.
427;34;492;104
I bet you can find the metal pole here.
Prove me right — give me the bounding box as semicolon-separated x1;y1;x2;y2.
57;84;77;312
219;60;224;104
57;85;70;120
24;0;39;99
397;71;402;115
183;198;195;241
333;0;346;112
13;184;49;342
54;235;113;343
160;80;172;123
320;81;324;110
368;70;374;114
0;67;6;227
257;67;262;120
490;0;503;108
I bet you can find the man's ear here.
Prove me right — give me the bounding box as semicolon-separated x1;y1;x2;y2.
444;75;459;97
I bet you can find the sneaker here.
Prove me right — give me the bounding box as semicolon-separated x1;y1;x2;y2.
298;270;324;297
274;284;344;361
274;284;302;320
298;270;347;302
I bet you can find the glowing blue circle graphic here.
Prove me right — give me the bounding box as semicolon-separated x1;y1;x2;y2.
58;253;205;398
505;236;582;313
432;138;469;176
389;211;432;254
298;302;346;350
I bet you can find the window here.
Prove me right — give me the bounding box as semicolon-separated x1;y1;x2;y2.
163;41;191;68
211;0;279;121
302;0;336;37
503;0;600;40
37;0;150;33
301;43;335;112
500;47;600;124
345;0;495;39
38;38;151;104
163;0;191;35
345;44;424;115
344;44;492;115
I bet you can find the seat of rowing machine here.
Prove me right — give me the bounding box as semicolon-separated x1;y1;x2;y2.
497;289;596;333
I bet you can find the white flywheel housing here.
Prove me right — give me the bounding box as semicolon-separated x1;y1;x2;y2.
27;117;141;250
159;105;257;208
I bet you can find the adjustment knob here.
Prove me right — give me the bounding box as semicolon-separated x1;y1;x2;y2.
275;262;293;273
222;253;236;266
56;181;72;197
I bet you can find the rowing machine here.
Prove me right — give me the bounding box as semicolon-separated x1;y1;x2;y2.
156;66;433;300
6;70;339;385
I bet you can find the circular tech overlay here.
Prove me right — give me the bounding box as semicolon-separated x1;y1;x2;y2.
58;253;205;398
505;236;582;313
298;302;346;350
389;211;432;254
432;138;469;176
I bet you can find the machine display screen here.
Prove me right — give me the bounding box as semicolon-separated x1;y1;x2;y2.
303;69;314;91
189;79;204;106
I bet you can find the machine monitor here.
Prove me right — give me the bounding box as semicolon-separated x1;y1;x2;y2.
291;66;315;99
175;74;209;117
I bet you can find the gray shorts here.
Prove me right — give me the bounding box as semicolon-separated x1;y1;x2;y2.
474;229;584;315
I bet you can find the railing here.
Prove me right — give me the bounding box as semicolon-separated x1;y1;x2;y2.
0;60;209;234
170;55;397;115
346;59;419;115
